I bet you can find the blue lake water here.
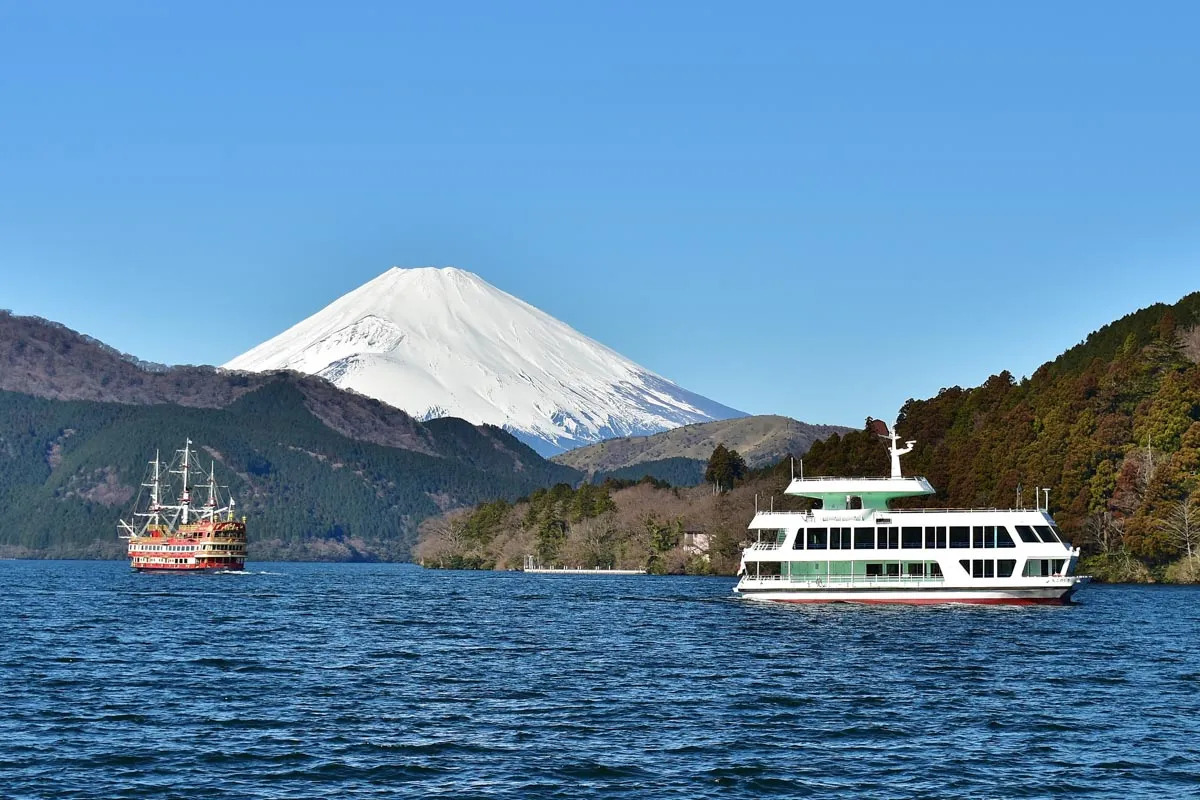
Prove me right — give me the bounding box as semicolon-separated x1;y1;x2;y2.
1;562;1198;799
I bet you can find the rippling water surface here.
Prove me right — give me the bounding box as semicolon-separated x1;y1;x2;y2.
2;562;1199;799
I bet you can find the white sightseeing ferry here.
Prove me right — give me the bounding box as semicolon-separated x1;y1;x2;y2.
735;427;1084;605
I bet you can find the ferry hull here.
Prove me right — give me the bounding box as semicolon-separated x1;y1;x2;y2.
736;585;1078;606
133;561;245;574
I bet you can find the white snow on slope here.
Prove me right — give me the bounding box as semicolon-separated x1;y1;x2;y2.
223;267;745;455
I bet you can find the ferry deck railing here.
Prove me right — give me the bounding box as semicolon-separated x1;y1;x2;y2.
789;476;932;482
751;507;1048;516
738;574;947;587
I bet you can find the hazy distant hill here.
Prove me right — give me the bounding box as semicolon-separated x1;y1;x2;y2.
552;415;852;483
0;311;580;559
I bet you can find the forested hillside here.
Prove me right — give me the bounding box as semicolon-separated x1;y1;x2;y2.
801;292;1200;580
419;292;1200;582
0;310;591;558
0;382;581;559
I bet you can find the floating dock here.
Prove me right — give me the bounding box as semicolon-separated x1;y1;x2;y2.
523;567;647;575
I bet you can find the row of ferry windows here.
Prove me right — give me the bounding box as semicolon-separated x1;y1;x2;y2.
956;559;1065;577
791;524;1062;550
135;545;192;552
762;559;1065;579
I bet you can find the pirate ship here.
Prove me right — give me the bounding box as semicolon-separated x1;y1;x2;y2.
117;440;247;572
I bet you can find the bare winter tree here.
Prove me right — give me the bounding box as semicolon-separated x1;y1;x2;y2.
1137;441;1159;495
414;511;469;563
1157;497;1200;558
1181;325;1200;364
1083;511;1124;554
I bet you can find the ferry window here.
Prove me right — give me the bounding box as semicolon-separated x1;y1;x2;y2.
929;562;943;577
1022;559;1051;577
1034;525;1059;543
907;562;925;576
854;528;875;549
829;528;851;550
972;526;985;548
950;526;970;548
757;561;783;577
983;560;995;578
1052;559;1065;574
879;527;899;549
848;496;863;510
925;527;937;548
885;563;900;577
866;563;883;577
902;527;922;549
972;560;985;578
1012;525;1041;544
1015;525;1040;543
807;528;828;550
959;560;971;574
998;559;1016;578
792;529;806;550
996;527;1016;548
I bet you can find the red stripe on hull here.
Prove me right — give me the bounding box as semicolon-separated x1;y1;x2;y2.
768;596;1069;606
133;562;244;573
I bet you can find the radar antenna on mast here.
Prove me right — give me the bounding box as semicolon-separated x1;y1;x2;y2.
877;425;916;479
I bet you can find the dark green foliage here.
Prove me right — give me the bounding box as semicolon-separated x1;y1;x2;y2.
462;499;510;545
596;475;673;492
0;381;581;559
704;444;747;491
800;420;890;480
593;457;705;486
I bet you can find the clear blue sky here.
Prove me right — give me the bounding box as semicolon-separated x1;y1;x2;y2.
2;1;1198;428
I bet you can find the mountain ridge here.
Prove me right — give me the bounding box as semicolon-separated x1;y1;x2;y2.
552;415;853;477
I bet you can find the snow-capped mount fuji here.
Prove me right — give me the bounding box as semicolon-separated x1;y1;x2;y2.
224;267;746;455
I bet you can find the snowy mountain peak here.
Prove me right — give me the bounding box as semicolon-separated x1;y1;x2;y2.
223;266;745;455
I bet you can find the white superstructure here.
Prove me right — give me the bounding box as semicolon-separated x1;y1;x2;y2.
735;427;1084;605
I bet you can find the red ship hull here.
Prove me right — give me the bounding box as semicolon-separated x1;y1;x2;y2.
128;520;248;572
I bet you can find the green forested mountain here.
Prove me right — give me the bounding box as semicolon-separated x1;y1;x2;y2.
0;311;581;559
801;292;1200;578
0;382;580;559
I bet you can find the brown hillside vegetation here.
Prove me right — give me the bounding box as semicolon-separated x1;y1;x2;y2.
415;462;806;576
